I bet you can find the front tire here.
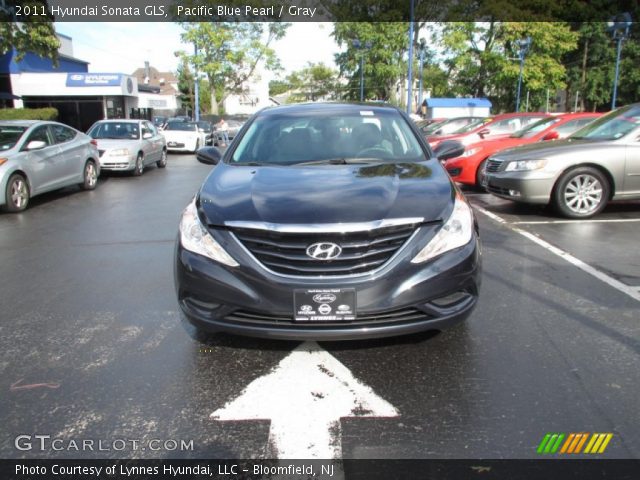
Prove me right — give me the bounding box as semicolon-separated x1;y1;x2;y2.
553;167;609;219
81;160;98;190
475;159;488;190
132;153;144;176
5;173;30;212
156;149;167;168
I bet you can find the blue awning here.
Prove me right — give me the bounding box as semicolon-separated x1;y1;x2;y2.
424;98;492;108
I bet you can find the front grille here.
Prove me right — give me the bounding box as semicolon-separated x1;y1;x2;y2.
486;159;504;173
231;223;419;276
225;307;429;327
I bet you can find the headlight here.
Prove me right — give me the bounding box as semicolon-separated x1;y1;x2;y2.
179;198;239;267
109;148;130;156
461;147;481;158
411;192;474;264
505;159;547;172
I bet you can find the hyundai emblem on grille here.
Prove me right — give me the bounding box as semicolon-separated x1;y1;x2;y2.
306;242;342;260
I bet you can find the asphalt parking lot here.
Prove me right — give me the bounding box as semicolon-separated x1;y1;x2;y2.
1;154;639;461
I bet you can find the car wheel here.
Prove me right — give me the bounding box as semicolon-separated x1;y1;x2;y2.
81;160;98;190
132;153;144;176
475;159;488;190
156;149;167;168
5;173;30;212
553;167;609;219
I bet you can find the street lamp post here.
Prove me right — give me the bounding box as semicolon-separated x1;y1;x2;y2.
608;12;632;110
417;38;427;114
515;37;531;112
352;39;372;102
406;0;415;114
194;43;200;122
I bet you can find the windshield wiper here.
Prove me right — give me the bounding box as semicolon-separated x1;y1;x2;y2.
293;158;380;166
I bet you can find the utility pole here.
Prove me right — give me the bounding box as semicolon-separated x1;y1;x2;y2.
194;43;200;122
406;0;415;114
515;37;531;112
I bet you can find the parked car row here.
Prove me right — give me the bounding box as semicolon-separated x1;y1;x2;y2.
419;104;640;218
482;104;640;218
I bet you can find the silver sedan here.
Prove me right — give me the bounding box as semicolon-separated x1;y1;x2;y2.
483;103;640;218
87;119;167;176
0;120;100;212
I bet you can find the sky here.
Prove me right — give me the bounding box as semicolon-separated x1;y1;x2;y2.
56;22;340;79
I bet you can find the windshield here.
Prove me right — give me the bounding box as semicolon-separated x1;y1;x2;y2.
88;122;140;140
511;117;559;138
197;122;211;131
570;105;640;140
454;117;491;134
0;125;28;151
231;110;427;165
166;122;197;131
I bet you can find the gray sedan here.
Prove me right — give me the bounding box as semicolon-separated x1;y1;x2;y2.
0;120;100;212
483;104;640;218
87;119;167;176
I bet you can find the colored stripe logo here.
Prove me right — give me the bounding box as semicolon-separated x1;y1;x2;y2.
537;433;613;454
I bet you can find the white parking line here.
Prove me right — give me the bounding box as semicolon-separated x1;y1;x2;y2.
512;219;640;225
473;205;640;303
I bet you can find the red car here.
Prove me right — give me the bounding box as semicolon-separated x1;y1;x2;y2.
428;112;550;150
444;112;602;186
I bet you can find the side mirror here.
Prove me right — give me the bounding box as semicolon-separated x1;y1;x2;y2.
143;132;153;139
433;140;465;162
542;130;559;141
196;146;222;165
478;128;490;139
25;140;47;151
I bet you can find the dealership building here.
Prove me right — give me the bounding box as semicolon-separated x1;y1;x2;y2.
0;33;180;131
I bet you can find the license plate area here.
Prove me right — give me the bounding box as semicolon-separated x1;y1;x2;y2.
294;288;356;322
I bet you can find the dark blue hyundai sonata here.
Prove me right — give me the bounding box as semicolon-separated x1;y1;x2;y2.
174;103;481;340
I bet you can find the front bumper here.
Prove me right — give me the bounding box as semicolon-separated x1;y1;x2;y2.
99;154;136;171
174;233;481;341
485;171;557;204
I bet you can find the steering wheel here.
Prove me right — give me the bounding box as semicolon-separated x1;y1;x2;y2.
355;146;391;158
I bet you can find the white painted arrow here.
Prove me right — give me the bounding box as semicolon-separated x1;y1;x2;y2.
211;341;399;459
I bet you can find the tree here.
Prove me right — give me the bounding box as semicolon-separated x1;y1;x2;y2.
270;63;339;102
333;22;409;103
438;22;578;112
0;1;60;63
176;23;289;115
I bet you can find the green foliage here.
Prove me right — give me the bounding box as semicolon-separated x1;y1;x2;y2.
0;1;60;64
0;107;58;120
270;63;339;102
439;22;577;112
176;22;289;114
333;23;409;103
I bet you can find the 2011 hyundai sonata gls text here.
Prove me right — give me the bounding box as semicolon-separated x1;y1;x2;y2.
174;103;481;340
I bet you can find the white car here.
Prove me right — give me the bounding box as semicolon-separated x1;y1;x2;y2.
161;121;207;153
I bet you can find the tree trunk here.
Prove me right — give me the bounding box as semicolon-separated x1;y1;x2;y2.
580;37;589;112
210;86;218;115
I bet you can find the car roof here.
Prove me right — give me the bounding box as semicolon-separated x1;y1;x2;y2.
259;102;402;117
95;119;142;123
0;120;42;127
491;112;549;120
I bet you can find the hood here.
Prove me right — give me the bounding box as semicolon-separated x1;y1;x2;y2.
467;135;534;154
198;161;454;226
490;138;613;160
94;139;139;151
162;130;196;139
